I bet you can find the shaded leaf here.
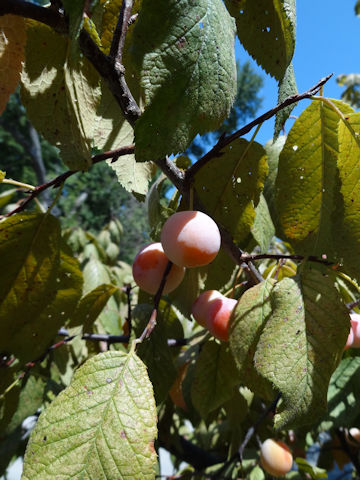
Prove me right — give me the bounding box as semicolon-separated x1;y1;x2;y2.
194;138;268;245
22;351;157;480
225;0;296;81
0;213;60;359
230;279;276;401
275;99;353;257
21;21;101;170
63;0;85;39
83;259;121;334
69;283;118;329
251;194;275;253
318;357;360;432
132;0;237;160
8;239;83;362
133;303;177;404
263;134;286;229
191;340;240;419
0;15;26;114
231;267;350;429
274;62;298;139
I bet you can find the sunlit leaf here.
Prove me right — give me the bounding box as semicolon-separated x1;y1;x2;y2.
275;99;353;257
132;0;237;160
0;15;26;114
22;351;157;480
194;138;268;245
21;21;101;170
335;112;360;280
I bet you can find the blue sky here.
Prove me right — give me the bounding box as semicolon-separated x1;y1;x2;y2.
237;0;360;146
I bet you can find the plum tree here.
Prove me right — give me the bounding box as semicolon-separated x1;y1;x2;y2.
260;438;293;477
132;243;185;295
192;290;237;341
161;211;221;268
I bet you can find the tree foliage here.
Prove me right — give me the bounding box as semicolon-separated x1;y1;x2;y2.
1;1;360;479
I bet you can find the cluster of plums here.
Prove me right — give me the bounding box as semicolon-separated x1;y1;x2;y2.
132;210;236;341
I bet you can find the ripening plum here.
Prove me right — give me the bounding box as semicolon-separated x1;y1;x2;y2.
346;428;360;447
160;210;221;268
345;313;360;349
260;438;293;477
132;243;185;295
191;290;237;342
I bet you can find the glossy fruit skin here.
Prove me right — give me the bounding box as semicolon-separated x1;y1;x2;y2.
191;290;236;342
260;439;293;477
345;313;360;349
161;211;221;268
132;243;185;295
346;428;360;447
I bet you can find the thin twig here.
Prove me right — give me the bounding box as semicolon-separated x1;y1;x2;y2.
109;0;134;67
1;144;135;218
238;393;282;461
241;252;333;267
56;328;188;347
185;74;333;182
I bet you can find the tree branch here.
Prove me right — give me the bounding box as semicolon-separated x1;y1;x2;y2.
241;252;333;267
109;0;134;67
1;144;135;219
0;0;141;125
78;29;141;125
185;74;333;181
0;0;67;33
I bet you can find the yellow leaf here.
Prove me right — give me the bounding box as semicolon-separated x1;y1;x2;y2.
0;15;26;114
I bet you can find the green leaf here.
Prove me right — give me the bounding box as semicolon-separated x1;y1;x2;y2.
335;112;360;280
69;283;118;329
133;304;177;404
318;357;360;431
132;0;237;161
0;170;5;182
0;15;26;115
274;62;298;138
108;155;155;199
295;458;327;479
230;279;276;401
230;267;350;429
22;351;158;480
251;194;275;253
225;0;296;81
275;99;353;257
7;238;82;362
0;213;61;360
203;247;238;292
262;269;348;428
21;21;101;170
191;340;240;419
263;135;286;229
194;138;268;245
355;0;360;16
83;259;121;334
168;268;203;319
63;0;85;39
